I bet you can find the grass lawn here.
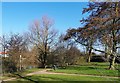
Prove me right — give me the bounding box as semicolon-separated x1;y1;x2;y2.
49;62;120;77
14;74;119;82
1;76;11;80
2;68;42;80
3;62;120;82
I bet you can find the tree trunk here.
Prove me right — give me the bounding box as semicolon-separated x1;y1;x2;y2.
109;19;117;70
104;44;108;61
88;56;91;63
107;55;110;62
109;54;115;70
41;61;46;68
87;47;92;63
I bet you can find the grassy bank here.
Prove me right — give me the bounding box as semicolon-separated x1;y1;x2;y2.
49;62;120;77
2;62;120;82
13;74;119;82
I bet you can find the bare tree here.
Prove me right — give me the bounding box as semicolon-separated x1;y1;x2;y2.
64;27;96;63
6;33;28;71
0;35;8;58
29;16;58;68
65;2;120;69
82;2;120;70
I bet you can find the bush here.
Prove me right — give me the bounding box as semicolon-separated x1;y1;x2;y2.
90;56;106;62
76;56;86;65
2;57;17;73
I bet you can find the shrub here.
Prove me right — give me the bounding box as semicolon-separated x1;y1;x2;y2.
90;56;106;62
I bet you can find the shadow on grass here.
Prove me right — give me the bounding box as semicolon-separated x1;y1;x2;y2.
12;74;68;83
13;73;39;83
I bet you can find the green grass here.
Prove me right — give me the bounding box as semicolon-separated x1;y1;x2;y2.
2;73;17;80
13;62;119;82
2;68;42;80
15;74;119;82
1;76;11;80
3;62;120;82
49;62;120;77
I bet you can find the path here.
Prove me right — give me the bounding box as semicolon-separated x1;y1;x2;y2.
26;69;119;79
3;69;119;81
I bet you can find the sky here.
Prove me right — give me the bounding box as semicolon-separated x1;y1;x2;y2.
1;2;110;54
2;2;89;35
2;0;90;2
